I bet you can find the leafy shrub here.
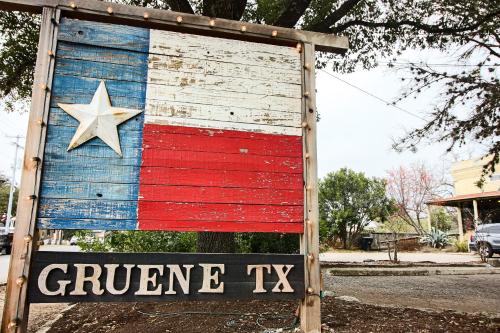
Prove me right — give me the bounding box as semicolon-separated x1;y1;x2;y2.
454;239;469;252
236;233;299;253
76;230;197;253
420;228;450;248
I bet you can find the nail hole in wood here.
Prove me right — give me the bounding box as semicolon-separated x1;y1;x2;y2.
96;193;103;198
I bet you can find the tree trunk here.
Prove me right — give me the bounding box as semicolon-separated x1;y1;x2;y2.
197;232;236;253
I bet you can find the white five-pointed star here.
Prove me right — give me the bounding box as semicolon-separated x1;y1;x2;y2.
58;81;143;156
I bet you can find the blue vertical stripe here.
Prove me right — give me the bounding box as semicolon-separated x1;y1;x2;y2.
37;19;150;230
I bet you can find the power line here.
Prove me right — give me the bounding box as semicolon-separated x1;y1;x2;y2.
319;69;427;122
378;61;500;68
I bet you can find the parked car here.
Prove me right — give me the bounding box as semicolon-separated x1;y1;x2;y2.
471;223;500;258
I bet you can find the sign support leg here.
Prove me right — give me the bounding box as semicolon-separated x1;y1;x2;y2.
1;7;59;333
300;43;321;333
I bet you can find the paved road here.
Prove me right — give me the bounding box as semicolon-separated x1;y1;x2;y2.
320;251;483;263
324;272;500;315
0;245;79;284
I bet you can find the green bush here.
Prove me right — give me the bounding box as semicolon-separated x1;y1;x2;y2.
76;230;197;253
453;239;469;252
420;228;450;248
76;230;298;254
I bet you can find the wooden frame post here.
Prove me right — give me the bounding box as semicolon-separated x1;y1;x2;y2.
1;7;59;333
300;42;321;333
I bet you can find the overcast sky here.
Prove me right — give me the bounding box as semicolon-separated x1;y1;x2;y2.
0;53;486;185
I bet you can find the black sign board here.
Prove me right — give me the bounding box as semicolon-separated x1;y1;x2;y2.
29;252;305;303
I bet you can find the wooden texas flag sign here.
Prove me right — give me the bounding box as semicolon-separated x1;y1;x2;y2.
37;18;305;233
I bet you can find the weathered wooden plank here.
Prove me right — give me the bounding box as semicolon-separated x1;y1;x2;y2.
140;167;303;190
55;57;148;83
37;218;136;230
146;102;300;131
145;86;301;114
42;162;141;183
148;53;301;86
300;43;321;333
44;144;141;165
40;181;138;200
144;123;302;142
46;125;143;148
38;198;137;220
145;116;302;136
58;18;150;53
147;69;301;98
47;107;143;131
142;125;302;157
139;221;304;233
139;185;303;205
51;75;147;103
57;41;148;67
149;29;301;70
1;8;60;333
28;252;305;302
138;202;303;223
141;148;303;174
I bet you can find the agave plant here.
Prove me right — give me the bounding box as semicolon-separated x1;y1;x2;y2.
420;228;450;248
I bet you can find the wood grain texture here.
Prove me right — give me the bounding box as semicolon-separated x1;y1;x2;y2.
300;43;321;333
37;19;148;230
140;167;303;189
145;28;302;136
138;221;304;233
28;252;305;302
149;29;301;70
1;8;60;333
140;185;302;205
138;124;303;232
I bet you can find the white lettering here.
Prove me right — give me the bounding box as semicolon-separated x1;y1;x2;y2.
135;265;163;295
104;264;135;295
165;264;194;295
271;265;294;293
198;264;224;293
38;264;71;296
70;264;104;296
247;265;271;293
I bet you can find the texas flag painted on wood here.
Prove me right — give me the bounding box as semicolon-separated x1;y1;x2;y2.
37;18;305;233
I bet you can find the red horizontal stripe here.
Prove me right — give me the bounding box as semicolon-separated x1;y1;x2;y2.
138;124;304;233
139;221;304;233
143;131;302;158
144;124;302;141
138;202;303;223
140;167;303;189
139;185;303;205
141;149;302;173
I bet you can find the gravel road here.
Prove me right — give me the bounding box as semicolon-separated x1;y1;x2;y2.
323;271;500;315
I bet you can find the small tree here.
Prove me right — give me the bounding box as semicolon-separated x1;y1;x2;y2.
386;163;447;235
319;168;392;249
430;207;453;232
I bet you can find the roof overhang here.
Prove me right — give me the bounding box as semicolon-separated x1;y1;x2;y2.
427;191;500;207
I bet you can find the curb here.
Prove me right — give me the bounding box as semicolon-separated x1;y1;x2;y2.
328;267;500;276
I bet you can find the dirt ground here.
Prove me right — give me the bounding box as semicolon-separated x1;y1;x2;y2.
323;273;500;315
0;285;69;332
2;272;500;332
46;298;500;333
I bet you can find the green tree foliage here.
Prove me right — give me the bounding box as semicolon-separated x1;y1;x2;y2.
430;207;453;232
0;174;18;218
319;168;393;249
76;230;197;253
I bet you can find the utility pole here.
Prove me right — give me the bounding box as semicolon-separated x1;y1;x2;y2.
5;135;23;234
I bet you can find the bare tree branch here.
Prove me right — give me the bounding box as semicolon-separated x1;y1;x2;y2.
307;0;363;33
330;9;500;34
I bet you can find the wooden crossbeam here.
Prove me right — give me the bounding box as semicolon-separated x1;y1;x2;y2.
0;0;348;53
